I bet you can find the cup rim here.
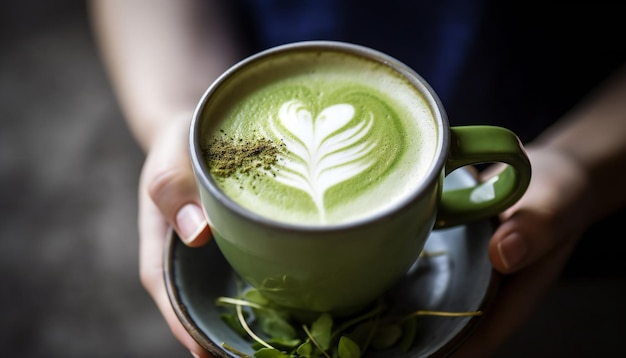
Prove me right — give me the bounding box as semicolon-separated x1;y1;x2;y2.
189;40;449;232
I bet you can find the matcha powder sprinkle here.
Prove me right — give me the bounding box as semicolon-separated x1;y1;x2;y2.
204;136;282;178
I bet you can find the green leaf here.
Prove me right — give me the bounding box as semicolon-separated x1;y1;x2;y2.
296;340;313;357
371;323;402;350
254;347;293;358
255;308;298;340
310;313;333;350
244;288;271;306
338;336;360;358
345;320;375;349
220;312;249;337
244;288;297;340
331;299;386;338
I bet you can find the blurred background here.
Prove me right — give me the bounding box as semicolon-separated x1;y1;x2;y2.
1;1;624;357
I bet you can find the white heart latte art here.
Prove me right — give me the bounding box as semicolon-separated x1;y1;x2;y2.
267;100;377;223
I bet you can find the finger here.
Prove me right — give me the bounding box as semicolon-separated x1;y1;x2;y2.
486;149;590;273
144;117;210;247
488;206;557;274
138;173;212;357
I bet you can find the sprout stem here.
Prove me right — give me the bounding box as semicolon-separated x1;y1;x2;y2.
221;342;252;358
235;303;274;350
216;296;264;310
302;325;331;358
404;310;483;321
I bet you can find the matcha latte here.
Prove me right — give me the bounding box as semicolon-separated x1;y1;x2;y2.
199;49;438;225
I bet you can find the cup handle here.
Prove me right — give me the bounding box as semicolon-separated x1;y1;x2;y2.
434;126;532;229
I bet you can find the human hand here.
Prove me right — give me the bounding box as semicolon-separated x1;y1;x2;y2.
137;114;214;358
452;146;593;357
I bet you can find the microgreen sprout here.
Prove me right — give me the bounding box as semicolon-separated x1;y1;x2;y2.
215;251;482;357
216;289;482;357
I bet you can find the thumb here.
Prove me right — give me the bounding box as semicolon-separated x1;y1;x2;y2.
143;116;210;247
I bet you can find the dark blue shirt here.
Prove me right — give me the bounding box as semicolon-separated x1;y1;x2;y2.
231;1;625;143
239;0;485;107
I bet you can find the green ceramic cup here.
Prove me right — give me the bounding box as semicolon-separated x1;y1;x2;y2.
189;41;531;314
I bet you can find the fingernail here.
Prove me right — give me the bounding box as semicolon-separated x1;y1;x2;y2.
176;204;207;244
497;233;527;270
190;351;200;358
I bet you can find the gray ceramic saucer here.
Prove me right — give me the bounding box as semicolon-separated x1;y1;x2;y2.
164;169;500;357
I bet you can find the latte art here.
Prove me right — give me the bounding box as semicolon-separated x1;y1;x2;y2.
202;50;437;225
267;100;377;223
